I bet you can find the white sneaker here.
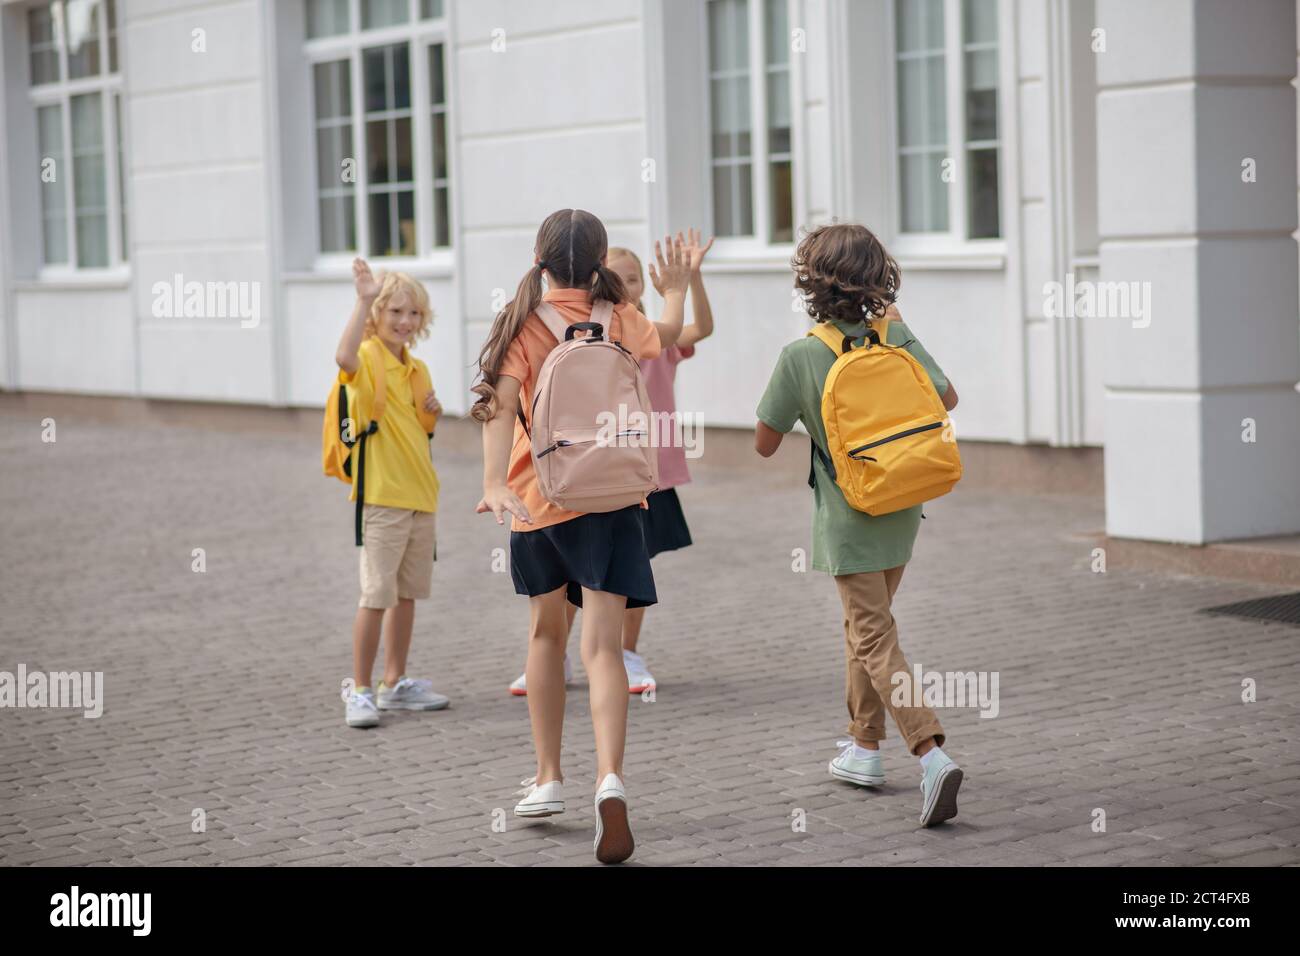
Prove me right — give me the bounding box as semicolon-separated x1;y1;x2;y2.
377;676;450;711
593;773;634;864
345;688;379;728
828;739;885;787
623;650;655;694
509;655;574;697
514;776;565;817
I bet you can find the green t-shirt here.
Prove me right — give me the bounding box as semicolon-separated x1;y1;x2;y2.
756;317;950;576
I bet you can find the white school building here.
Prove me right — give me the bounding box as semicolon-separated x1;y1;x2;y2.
0;0;1297;546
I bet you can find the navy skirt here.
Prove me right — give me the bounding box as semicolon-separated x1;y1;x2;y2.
510;505;657;609
640;488;693;559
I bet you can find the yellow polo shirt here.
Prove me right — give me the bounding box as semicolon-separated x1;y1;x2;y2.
338;338;440;513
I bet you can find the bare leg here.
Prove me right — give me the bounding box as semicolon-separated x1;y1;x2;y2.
527;586;570;784
581;588;630;782
352;606;385;687
381;598;415;686
622;606;647;653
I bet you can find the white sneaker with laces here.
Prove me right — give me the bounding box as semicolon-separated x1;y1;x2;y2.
828;739;885;786
376;677;450;711
593;773;634;864
509;656;574;696
345;689;379;728
514;776;565;817
623;650;655;694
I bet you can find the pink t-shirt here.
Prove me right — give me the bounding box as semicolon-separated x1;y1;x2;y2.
640;343;695;489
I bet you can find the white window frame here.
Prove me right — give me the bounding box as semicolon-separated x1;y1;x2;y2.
302;0;452;272
888;0;1006;259
700;0;802;262
28;0;127;279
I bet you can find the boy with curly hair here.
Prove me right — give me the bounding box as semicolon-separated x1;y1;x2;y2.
754;223;965;826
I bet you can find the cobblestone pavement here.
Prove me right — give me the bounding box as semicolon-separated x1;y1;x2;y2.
1;410;1297;867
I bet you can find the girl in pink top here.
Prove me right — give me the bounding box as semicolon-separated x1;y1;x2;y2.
508;229;714;697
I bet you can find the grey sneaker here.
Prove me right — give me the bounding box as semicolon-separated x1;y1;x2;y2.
377;677;450;711
345;688;379;728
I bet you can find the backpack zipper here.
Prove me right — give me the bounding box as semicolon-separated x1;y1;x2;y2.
537;430;647;459
847;421;943;461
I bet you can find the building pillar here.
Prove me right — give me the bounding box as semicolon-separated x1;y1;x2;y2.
1096;0;1300;543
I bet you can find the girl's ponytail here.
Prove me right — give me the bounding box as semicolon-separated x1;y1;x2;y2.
471;263;545;423
590;262;627;310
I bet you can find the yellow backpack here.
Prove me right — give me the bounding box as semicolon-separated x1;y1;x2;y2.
808;313;961;516
323;339;437;544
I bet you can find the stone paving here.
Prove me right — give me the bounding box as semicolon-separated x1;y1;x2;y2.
1;410;1297;866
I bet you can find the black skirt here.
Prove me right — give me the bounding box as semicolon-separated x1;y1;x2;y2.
640;488;693;559
510;505;657;609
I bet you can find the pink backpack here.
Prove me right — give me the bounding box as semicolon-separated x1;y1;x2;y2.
523;298;660;512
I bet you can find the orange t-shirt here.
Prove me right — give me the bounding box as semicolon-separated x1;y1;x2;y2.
498;287;662;532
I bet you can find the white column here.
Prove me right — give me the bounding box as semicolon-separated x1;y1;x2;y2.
1097;0;1300;543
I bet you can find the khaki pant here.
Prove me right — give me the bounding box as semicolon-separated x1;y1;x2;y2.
359;505;437;609
835;566;945;755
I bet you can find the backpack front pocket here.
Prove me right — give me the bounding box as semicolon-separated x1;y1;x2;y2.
841;418;956;512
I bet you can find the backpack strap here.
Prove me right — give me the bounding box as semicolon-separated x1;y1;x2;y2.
808;321;850;355
534;301;570;345
352;341;388;547
873;312;890;346
590;299;615;340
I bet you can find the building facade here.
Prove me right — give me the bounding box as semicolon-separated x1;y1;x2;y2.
1;0;1297;543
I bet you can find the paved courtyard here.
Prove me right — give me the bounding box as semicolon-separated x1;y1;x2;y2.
1;409;1298;867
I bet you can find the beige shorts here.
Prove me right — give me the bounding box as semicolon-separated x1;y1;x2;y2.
359;505;437;609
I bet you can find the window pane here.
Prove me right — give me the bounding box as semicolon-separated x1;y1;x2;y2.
712;166;735;237
428;43;446;106
28;5;60;85
363;44;409;113
896;0;948;234
65;0;103;80
897;0;944;52
769;160;793;243
392;44;411;110
963;0;997;44
314;59;352;120
897;54;946;149
306;0;350;38
71;94;107;234
396;189;415;255
316;125;351;190
37;104;68;264
900;151;949;233
432;111;448;180
965;48;998;141
77;214;108;267
767;71;790;155
113;92;126;260
967;148;999;238
362;0;409;30
709;0;747;73
434;187;449;247
735;162;754;235
421;0;444;18
319;196;356;252
764;0;788;66
107;0;118;72
313;59;356;254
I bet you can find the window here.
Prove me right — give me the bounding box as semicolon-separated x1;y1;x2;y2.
28;0;127;269
706;0;794;245
304;0;451;258
894;0;1001;240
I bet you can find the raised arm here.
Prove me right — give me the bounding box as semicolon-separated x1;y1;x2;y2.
646;235;691;349
678;227;715;349
336;258;381;374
